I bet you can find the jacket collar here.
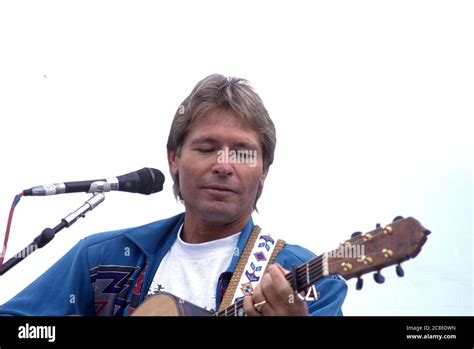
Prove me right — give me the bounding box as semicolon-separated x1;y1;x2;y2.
123;212;185;256
123;212;254;272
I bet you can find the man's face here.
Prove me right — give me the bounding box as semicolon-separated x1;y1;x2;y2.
169;109;267;223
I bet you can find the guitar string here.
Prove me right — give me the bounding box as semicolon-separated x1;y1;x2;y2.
218;224;401;316
221;249;390;317
219;268;325;316
220;246;394;317
218;256;325;316
224;256;325;316
218;246;386;317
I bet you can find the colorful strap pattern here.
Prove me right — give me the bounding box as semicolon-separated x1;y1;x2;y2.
219;225;285;311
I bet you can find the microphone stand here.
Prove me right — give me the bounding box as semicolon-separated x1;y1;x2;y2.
0;192;105;276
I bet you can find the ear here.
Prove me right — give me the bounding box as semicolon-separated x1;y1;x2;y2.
168;150;179;177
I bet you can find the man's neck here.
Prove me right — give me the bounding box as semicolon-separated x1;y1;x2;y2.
182;212;251;244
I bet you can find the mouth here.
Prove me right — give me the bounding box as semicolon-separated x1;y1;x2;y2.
202;185;238;194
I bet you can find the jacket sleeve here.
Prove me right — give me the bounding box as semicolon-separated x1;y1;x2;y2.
0;239;96;316
307;275;347;316
275;244;348;316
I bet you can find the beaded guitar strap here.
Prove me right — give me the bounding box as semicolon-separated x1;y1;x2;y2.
219;225;285;311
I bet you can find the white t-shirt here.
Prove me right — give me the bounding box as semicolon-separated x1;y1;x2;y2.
147;225;240;312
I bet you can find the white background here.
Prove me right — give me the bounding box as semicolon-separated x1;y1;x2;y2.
0;0;472;315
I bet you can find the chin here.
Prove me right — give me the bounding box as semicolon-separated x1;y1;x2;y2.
198;202;243;222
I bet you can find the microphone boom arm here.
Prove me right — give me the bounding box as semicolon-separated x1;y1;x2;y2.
63;192;105;227
0;192;105;276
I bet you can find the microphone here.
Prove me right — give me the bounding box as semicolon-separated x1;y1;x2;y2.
23;168;165;196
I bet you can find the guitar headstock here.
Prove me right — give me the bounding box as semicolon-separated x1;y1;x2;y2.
326;216;430;285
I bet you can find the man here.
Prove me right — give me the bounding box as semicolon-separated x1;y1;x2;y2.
0;74;347;316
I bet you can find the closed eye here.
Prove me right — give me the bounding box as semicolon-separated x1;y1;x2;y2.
195;148;215;153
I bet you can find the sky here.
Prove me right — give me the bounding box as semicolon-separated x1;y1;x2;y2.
0;0;472;316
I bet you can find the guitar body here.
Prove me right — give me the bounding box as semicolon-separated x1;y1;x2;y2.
132;292;213;316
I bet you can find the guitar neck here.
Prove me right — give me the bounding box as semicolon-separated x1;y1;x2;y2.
216;255;324;316
215;217;430;317
284;254;326;292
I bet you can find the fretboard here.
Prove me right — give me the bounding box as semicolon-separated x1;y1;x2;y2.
215;254;326;316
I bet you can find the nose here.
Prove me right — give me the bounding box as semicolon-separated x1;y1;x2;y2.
212;161;234;177
212;149;234;177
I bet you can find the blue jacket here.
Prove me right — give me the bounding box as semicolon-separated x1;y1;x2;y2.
0;213;347;316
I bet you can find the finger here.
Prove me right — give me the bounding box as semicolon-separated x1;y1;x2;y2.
256;272;279;316
272;264;306;298
243;295;261;317
266;264;299;306
272;263;289;275
250;279;278;316
259;268;287;306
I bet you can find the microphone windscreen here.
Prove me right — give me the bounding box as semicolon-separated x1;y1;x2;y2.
139;168;165;195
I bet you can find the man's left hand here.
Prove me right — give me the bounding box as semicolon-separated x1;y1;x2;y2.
243;264;309;316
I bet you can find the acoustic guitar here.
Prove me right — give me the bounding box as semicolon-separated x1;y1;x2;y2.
132;216;430;316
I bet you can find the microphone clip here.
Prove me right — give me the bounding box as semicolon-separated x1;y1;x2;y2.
87;180;115;194
62;192;105;227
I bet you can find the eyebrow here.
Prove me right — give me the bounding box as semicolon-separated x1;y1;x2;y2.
189;137;220;146
233;141;257;149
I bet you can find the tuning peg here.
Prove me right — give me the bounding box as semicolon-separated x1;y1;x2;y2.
376;223;381;229
396;264;404;277
351;231;362;238
356;277;363;290
373;271;385;284
392;216;404;222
